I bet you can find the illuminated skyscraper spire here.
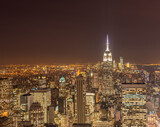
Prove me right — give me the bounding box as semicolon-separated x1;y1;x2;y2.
103;34;112;62
106;34;109;51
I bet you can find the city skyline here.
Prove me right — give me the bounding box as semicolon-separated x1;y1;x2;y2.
1;1;160;126
1;0;160;64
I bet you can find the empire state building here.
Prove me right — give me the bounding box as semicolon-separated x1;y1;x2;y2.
102;35;114;96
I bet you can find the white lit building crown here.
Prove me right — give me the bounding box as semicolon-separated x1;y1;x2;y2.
103;35;112;62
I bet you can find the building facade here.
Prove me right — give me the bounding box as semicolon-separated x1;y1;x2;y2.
75;74;86;124
0;78;13;127
30;88;51;124
121;83;147;126
102;35;114;96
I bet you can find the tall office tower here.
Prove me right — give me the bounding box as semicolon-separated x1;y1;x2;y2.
58;97;66;114
152;71;160;114
29;102;44;127
86;73;93;92
12;85;22;127
126;62;130;68
93;72;99;88
149;72;160;114
113;60;116;69
102;35;114;96
155;71;160;86
48;106;55;124
58;77;67;114
20;93;33;121
0;78;13;127
51;88;59;107
75;74;86;124
85;93;95;123
100;35;115;122
30;88;51;124
121;83;147;127
120;56;123;71
59;77;66;97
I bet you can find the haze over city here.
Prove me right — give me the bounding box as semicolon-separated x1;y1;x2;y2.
1;0;160;64
1;1;160;127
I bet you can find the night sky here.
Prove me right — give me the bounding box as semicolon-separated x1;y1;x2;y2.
1;0;160;64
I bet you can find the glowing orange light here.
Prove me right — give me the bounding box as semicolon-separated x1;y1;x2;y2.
2;112;8;117
77;70;80;76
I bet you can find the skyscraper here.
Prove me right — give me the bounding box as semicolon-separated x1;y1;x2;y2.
0;78;13;127
121;83;147;126
113;60;116;69
58;77;67;114
30;88;51;124
30;102;44;127
59;77;66;97
75;74;86;124
120;56;123;71
102;35;114;96
100;35;115;122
